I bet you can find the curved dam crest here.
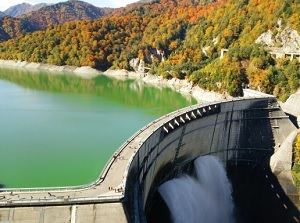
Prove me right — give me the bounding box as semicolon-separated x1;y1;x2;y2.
0;96;299;223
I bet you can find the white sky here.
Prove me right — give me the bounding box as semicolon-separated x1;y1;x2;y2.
0;0;138;11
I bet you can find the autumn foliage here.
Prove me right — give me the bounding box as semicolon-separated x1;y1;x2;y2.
0;0;300;98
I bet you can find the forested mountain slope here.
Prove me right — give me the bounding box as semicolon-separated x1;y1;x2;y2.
0;0;113;41
0;0;300;100
21;0;113;30
0;16;35;41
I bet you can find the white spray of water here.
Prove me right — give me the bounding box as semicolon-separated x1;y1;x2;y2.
158;156;234;223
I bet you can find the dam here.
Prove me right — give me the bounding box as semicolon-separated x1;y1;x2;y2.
0;96;300;222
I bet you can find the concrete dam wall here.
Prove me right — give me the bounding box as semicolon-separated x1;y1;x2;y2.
0;97;299;223
282;90;300;128
124;97;298;222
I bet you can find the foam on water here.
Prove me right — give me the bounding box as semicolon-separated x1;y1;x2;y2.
158;155;234;223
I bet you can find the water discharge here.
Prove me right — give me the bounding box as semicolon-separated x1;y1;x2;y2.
158;156;234;223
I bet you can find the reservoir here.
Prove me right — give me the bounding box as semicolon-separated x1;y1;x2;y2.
0;67;197;188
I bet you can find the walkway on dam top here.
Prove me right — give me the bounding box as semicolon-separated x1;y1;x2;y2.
0;92;274;207
243;89;275;98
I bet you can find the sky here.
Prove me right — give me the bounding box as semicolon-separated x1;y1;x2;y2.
0;0;138;11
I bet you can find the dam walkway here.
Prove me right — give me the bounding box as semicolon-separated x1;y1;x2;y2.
0;99;231;222
0;95;298;223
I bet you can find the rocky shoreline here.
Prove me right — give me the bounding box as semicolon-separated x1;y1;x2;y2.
104;69;229;103
0;59;227;103
0;59;100;78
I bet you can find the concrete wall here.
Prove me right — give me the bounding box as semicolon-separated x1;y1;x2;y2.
0;203;128;223
124;97;297;222
1;97;297;223
282;90;300;127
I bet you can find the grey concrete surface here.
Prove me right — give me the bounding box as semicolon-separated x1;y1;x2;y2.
281;90;300;127
0;203;127;223
0;97;298;223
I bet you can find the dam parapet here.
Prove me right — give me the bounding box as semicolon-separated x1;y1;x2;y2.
0;97;298;223
123;97;297;222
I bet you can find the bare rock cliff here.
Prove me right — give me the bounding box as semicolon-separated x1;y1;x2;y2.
256;25;300;53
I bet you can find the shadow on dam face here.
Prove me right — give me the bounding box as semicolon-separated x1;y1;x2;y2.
146;158;300;223
228;160;300;223
124;98;300;223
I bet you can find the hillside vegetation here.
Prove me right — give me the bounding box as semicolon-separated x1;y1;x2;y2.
0;0;300;99
0;17;36;41
0;0;113;41
20;0;113;30
292;134;300;190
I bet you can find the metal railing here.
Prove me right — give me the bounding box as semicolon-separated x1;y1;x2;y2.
0;97;274;207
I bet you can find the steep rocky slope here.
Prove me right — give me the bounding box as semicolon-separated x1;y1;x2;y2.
4;3;49;17
0;11;6;18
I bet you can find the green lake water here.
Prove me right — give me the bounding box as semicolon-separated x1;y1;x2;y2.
0;67;197;188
